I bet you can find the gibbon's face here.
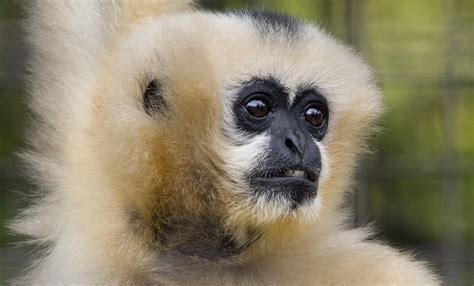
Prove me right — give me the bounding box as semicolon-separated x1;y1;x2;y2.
231;76;327;209
92;11;381;247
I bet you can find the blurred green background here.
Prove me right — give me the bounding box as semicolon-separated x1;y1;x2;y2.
1;0;472;284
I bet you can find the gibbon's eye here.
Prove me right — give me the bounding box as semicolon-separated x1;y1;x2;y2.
244;96;271;118
304;104;325;128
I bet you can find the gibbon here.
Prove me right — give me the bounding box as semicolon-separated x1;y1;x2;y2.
12;0;440;285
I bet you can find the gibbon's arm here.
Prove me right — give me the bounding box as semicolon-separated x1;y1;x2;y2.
303;232;440;285
242;224;440;285
178;228;441;285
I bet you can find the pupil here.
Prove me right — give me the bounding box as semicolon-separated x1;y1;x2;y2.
246;99;269;118
305;107;324;127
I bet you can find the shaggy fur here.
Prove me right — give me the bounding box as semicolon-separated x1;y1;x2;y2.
12;0;440;285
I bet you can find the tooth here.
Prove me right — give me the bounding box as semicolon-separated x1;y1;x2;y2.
284;170;305;177
295;170;304;177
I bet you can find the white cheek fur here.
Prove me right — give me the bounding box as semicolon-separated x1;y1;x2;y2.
223;132;271;183
315;140;330;185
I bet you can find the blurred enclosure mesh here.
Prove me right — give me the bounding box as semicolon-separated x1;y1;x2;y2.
1;0;473;284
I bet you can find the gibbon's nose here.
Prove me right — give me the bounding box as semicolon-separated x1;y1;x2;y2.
284;129;305;157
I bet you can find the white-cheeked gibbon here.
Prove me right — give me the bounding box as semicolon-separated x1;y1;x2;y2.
11;0;440;285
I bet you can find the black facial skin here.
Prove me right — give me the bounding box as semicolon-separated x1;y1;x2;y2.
233;77;329;209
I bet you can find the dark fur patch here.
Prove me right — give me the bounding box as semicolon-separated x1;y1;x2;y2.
229;9;302;37
153;217;258;260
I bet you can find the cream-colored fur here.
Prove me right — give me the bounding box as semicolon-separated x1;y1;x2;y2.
12;0;440;285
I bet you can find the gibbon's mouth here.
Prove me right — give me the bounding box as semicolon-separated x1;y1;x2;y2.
249;167;319;207
251;168;317;184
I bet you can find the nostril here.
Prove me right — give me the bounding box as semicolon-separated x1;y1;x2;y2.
285;138;294;149
285;138;301;155
284;129;306;157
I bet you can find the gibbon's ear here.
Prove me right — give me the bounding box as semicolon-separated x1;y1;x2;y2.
144;79;168;116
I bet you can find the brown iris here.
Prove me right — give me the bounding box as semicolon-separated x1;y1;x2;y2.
245;97;270;118
305;105;325;127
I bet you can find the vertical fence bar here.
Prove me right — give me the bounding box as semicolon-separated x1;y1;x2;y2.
344;0;369;224
441;0;464;284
